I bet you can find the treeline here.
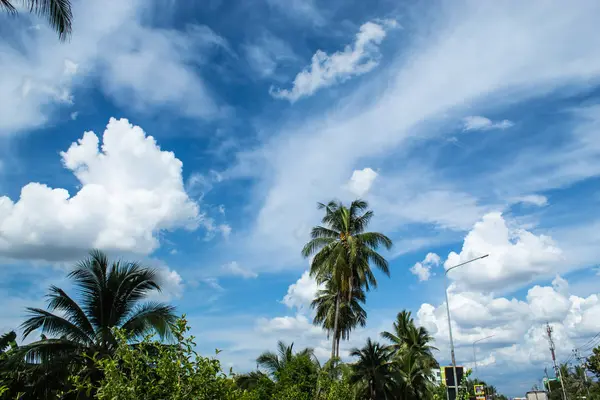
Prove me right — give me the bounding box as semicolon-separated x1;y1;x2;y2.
0;200;509;399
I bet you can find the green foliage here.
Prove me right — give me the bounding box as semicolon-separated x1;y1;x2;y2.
456;368;472;400
432;384;447;400
589;346;600;379
302;200;393;360
315;361;354;400
70;317;241;399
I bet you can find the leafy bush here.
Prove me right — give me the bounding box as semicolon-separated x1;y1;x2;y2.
71;317;241;400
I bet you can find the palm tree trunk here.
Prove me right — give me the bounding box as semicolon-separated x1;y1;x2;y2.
331;292;340;362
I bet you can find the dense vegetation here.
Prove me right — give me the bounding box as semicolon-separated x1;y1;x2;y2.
0;199;577;400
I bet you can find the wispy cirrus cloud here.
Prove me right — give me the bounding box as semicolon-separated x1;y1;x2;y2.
0;0;226;135
226;0;600;276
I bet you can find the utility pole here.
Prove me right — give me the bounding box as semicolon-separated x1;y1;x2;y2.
573;349;590;397
546;323;568;400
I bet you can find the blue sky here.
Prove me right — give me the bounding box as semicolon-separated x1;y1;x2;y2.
2;0;600;395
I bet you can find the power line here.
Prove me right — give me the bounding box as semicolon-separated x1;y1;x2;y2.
576;331;600;352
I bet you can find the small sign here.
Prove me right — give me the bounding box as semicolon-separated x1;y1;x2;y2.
474;385;485;396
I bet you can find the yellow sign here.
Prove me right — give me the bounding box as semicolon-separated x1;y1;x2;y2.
474;385;485;396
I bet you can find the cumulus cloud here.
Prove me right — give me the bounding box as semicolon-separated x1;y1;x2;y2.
270;20;397;101
463;116;514;131
410;252;441;282
281;270;323;311
417;275;600;372
346;167;378;197
0;118;199;261
220;261;258;279
444;212;563;291
148;266;184;301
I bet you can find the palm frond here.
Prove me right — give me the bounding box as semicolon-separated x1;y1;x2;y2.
351;210;373;234
310;226;340;239
120;302;176;340
18;338;82;364
0;0;16;13
109;262;161;326
47;285;95;338
256;351;281;375
28;0;73;41
235;371;270;390
348;199;368;218
355;232;393;250
364;247;390;276
302;237;335;258
21;308;93;344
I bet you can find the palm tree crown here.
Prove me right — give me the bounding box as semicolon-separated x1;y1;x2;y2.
1;0;72;41
302;199;392;295
381;311;438;368
349;338;395;400
312;279;367;358
256;341;315;380
302;199;392;361
19;250;176;362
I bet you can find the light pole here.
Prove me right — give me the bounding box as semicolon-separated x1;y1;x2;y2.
444;254;489;400
472;335;495;375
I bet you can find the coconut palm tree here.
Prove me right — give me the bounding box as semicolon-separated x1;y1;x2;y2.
302;200;392;360
395;349;434;400
381;310;438;368
1;0;72;40
349;338;395;400
17;250;176;371
256;341;315;380
312;279;367;359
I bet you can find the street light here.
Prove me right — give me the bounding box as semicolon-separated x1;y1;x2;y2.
472;334;495;375
444;254;489;400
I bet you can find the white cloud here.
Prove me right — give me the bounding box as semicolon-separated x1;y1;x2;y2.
257;314;322;336
0;0;221;135
221;261;258;279
463;116;514;131
201;218;232;241
410;252;441;282
0;118;199;261
270;20;397;101
281;270;323;311
221;1;600;279
445;212;563;291
202;277;224;291
346;167;378;197
266;0;325;26
148;265;184;302
70;111;79;120
219;224;232;239
514;194;548;207
218;205;226;215
244;32;297;78
417;275;600;373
